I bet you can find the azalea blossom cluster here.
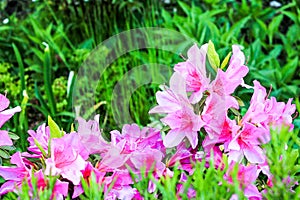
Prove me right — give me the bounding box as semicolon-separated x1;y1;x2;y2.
0;42;297;199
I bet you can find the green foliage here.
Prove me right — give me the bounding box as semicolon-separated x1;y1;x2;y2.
0;62;21;98
262;127;300;199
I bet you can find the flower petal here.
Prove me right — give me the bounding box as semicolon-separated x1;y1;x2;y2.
163;129;185;148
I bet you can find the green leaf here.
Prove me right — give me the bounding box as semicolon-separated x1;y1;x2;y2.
281;57;298;83
220;52;232;69
48;116;63;138
0;146;16;151
44;47;57;116
162;9;172;25
223;16;251;42
268;14;283;44
34;138;47;157
0;26;13;32
207;40;220;71
178;1;191;16
233;95;245;107
8;132;20;140
12;43;26;93
0;149;10;159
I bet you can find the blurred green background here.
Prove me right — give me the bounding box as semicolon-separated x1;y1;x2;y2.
0;0;299;152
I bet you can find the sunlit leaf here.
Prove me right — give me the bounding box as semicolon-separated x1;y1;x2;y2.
207;40;220;71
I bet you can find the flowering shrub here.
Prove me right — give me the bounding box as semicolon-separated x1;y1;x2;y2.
0;42;298;199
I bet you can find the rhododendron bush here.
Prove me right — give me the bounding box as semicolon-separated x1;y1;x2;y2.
0;42;299;199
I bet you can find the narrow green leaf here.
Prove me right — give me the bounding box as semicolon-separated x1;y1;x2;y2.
34;82;50;115
229;108;240;116
281;57;298;83
33;138;47;157
233;95;245;107
19;90;29;134
12;43;26;93
268;14;283;44
207;40;220;71
0;26;13;31
8;132;20;140
43;46;56;115
48;116;63;138
220;52;232;69
223;16;251;42
178;1;191;16
0;149;10;159
0;146;16;151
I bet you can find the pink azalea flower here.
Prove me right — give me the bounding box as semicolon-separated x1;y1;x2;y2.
77;114;110;154
130;146;165;176
202;116;239;152
0;152;33;195
149;72;190;114
100;124;165;174
242;81;272;124
45;133;87;185
150;72;204;148
263;97;296;129
242;80;296;131
225;163;262;199
228;122;268;164
174;43;210;103
22;123;51;158
0;94;21;146
161;104;203;149
201;93;228;138
110;124;165;153
211;45;249;95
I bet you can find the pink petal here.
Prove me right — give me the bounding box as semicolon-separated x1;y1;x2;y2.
60;155;86;185
0;106;21;128
163;129;185;148
187;43;208;76
228;150;243;163
230;45;245;66
169;72;187;99
185;131;198;149
0;106;21;115
244;185;262;199
54;179;69;197
244;146;265;164
0;181;17;195
0;94;9;111
101;146;131;168
72;186;84;199
10;152;25;167
0;130;13;146
0;114;13;128
0;167;26;181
